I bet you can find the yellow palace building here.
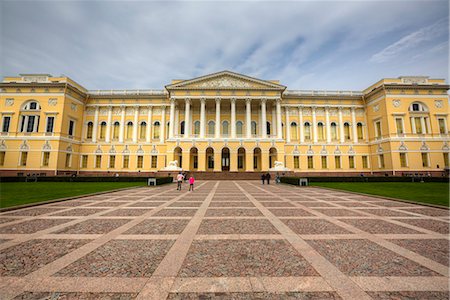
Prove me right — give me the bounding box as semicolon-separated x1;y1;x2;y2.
0;71;448;177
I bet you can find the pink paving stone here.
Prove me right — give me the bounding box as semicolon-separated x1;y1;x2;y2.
51;208;106;216
313;208;365;217
154;209;198;217
0;218;21;224
356;208;416;217
282;219;350;234
13;292;139;300
86;202;130;207
167;292;342;299
334;201;374;207
298;202;336;207
400;208;450;217
268;208;315;217
169;202;203;207
127;202;166;207
367;201;415;207
338;219;421;234
53;219;131;234
178;240;319;277
389;239;449;266
209;202;255;207
197;219;279;234
101;209;152;217
54;240;174;277
393;218;450;234
0;219;74;234
367;291;449;300
307;239;439;276
3;208;64;216
0;239;91;276
260;202;295;207
205;208;263;217
124;219;189;234
49;201;95;207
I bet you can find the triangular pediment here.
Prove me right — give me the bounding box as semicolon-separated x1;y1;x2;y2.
165;71;286;91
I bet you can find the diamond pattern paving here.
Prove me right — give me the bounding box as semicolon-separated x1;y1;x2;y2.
0;182;448;300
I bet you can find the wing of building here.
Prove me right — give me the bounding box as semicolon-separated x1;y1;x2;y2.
0;71;449;177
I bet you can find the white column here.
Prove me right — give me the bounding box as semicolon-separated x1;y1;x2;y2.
174;105;179;137
92;106;99;143
276;99;282;139
119;106;125;143
246;99;252;138
299;107;304;143
184;99;191;138
420;117;426;134
81;109;87;141
146;106;152;143
338;108;344;143
272;105;276;137
215;98;221;138
133;107;139;143
325;107;331;143
231;98;236;138
285;106;290;143
351;107;358;143
411;117;416;134
200;98;206;138
312;106;317;143
106;107;112;142
258;104;262;136
168;99;175;139
261;98;267;138
160;106;166;143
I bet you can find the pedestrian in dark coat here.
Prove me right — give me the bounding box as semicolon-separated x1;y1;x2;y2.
261;173;266;184
266;173;271;185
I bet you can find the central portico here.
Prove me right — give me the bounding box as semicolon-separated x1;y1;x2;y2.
164;71;287;172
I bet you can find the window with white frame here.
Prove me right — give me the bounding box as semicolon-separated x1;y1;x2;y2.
399;153;407;167
357;123;364;139
68;120;75;136
362;156;368;168
46;116;54;133
421;152;429;167
395;118;404;134
81;155;88;168
2;116;11;133
375;121;382;138
438;118;447;134
378;154;385;168
42;152;50;167
65;153;72;168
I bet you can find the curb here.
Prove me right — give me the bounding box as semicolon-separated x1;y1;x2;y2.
307;186;449;210
0;186;147;212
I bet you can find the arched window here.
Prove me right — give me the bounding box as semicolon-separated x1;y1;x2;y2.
113;122;120;140
331;122;337;140
290;122;298;140
236;121;243;136
140;121;147;139
208;121;215;135
126;121;133;140
304;122;311;140
222;121;229;136
23;101;40;110
267;122;271;135
409;102;427;112
99;121;107;139
20;101;41;133
180;121;185;135
357;122;363;139
153;121;160;139
251;121;257;136
317;122;324;140
86;122;93;139
344;122;351;140
193;121;200;135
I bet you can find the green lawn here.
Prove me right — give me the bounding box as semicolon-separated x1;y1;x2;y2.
310;182;449;207
0;182;147;208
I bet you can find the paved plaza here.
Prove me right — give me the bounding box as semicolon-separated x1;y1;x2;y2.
0;181;448;299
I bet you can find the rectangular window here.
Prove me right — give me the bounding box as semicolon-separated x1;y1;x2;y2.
82;155;88;168
379;154;385;169
46;116;54;133
362;156;368;168
208;155;214;169
151;156;157;168
395;118;403;134
375;121;382;138
109;155;116;168
65;153;71;168
421;153;429;167
399;153;407;167
194;155;199;169
321;156;327;169
307;156;314;169
444;152;449;167
21;152;28;166
237;155;243;169
42;152;50;166
95;155;102;168
27;115;36;132
68;120;75;136
2;116;11;132
137;155;143;168
335;156;341;169
0;151;5;166
293;156;299;169
123;155;129;168
414;117;422;134
348;156;355;169
438;118;446;134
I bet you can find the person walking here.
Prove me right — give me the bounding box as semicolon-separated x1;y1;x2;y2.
266;173;271;185
176;172;184;191
275;173;280;184
189;175;195;191
261;173;266;184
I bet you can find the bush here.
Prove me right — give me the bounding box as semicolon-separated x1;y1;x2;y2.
280;176;447;185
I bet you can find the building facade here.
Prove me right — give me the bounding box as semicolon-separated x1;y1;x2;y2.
0;71;448;176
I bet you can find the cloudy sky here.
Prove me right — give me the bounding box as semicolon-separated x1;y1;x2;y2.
1;0;448;91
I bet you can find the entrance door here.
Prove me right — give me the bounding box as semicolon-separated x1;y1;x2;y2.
222;148;230;171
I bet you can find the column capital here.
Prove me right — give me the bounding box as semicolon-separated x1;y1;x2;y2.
215;97;221;104
148;105;153;111
200;98;206;104
351;107;356;112
170;98;176;104
275;98;281;104
245;98;252;105
107;106;113;112
230;98;237;104
338;107;343;111
261;98;267;104
184;98;191;104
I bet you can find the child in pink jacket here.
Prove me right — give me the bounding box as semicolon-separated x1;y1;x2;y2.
189;176;195;191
